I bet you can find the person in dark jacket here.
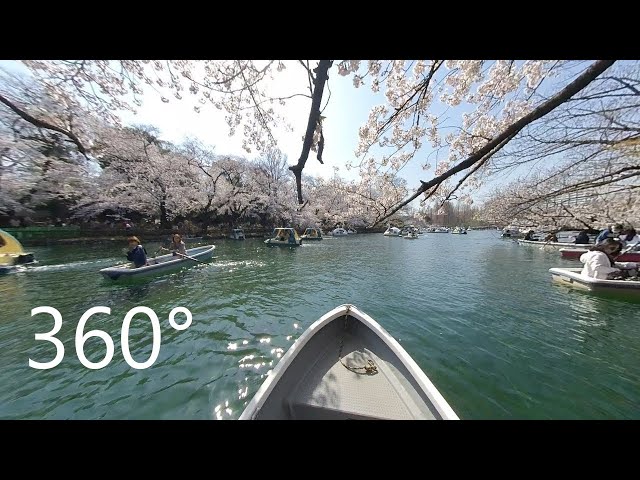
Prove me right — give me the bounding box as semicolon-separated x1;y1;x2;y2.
595;224;623;244
524;230;536;241
126;236;148;268
574;230;591;244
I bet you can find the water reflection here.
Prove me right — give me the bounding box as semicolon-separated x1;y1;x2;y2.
109;283;151;303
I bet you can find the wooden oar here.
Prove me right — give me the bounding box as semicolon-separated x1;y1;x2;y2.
616;240;640;259
539;234;558;250
174;251;208;265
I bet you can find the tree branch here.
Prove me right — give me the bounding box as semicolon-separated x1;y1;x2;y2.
372;59;616;226
289;60;333;204
0;93;89;159
560;204;594;230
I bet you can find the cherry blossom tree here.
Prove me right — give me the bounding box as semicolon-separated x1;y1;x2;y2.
5;60;623;227
332;60;616;225
301;169;409;228
478;61;640;229
73;125;202;226
0;72;98;217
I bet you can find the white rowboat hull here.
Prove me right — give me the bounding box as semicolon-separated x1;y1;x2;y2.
100;245;215;280
239;304;458;420
549;267;640;293
519;239;594;248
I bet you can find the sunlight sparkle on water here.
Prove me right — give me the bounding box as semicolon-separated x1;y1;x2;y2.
238;386;249;399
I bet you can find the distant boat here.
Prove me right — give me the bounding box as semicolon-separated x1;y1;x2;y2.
301;227;323;241
331;228;349;236
501;226;520;238
404;232;419;239
347;229;357;234
265;228;303;247
239;304;459;420
383;226;401;236
100;245;215;281
230;228;246;240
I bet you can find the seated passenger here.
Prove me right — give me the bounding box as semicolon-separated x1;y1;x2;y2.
620;227;639;248
595;224;623;244
574;230;590;245
580;239;638;279
126;236;148;268
544;233;558;243
161;233;187;256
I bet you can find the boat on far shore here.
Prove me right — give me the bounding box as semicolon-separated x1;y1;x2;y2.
265;228;303;247
301;227;323;241
230;228;246;240
331;228;349;236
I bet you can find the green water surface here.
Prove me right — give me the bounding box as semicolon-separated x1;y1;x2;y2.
1;231;639;419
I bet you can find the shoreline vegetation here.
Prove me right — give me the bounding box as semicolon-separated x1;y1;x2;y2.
3;61;635;242
2;225;391;246
2;225;502;246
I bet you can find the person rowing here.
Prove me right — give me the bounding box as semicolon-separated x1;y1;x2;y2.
595;223;623;244
160;233;187;256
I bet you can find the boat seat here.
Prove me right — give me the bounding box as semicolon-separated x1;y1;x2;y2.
284;335;436;420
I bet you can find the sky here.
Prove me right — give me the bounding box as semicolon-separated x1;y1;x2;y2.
0;60;534;204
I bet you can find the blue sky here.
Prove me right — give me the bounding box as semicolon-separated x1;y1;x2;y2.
0;60;538;203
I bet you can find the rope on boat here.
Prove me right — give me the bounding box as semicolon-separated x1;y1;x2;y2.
337;306;378;375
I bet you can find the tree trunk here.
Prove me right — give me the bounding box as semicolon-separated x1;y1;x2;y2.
160;198;170;229
290;60;333;204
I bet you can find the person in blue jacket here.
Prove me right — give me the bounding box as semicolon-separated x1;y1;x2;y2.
595;224;623;244
126;236;148;268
